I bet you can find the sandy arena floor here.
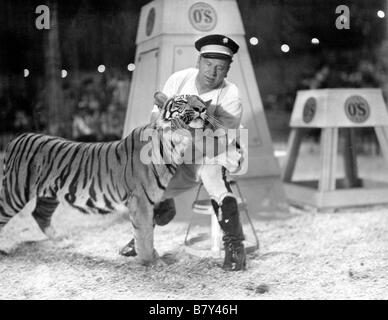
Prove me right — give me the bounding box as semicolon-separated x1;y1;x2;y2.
0;147;388;299
0;199;387;300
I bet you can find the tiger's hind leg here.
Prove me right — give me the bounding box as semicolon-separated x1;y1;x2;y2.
0;197;16;256
0;184;26;255
0;202;13;233
31;197;59;238
0;185;25;233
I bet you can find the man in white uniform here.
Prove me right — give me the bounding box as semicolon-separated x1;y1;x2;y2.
121;34;247;271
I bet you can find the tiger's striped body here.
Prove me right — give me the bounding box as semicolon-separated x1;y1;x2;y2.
0;129;171;215
0;92;210;264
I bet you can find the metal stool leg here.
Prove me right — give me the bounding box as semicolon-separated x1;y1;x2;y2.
184;213;195;246
233;180;260;251
184;183;203;245
185;180;260;256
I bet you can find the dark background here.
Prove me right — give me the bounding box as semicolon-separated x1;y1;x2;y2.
0;0;387;145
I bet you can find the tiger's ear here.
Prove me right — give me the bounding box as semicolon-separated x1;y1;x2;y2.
204;99;212;108
154;91;168;109
206;103;217;115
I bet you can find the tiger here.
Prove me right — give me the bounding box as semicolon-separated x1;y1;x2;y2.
0;91;211;265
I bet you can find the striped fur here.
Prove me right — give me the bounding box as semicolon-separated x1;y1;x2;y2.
0;93;209;265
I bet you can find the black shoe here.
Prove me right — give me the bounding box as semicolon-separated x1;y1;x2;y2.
211;196;247;271
223;242;246;271
223;243;234;270
119;238;137;257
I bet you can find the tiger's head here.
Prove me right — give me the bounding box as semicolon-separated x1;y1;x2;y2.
154;92;211;130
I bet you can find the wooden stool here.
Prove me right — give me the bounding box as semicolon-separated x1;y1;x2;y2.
184;180;259;257
283;88;388;210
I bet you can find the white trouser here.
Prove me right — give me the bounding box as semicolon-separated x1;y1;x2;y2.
162;163;234;204
197;164;235;204
161;135;244;203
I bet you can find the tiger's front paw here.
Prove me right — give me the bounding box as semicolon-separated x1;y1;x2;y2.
139;257;167;268
137;249;166;267
152;257;167;268
43;226;60;240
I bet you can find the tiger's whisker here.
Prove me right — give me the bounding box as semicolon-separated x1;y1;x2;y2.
205;116;228;130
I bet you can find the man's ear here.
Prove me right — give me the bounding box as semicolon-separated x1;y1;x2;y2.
196;55;201;68
154;91;168;109
224;61;231;78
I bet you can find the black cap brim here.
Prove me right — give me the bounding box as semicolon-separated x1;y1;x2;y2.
201;53;232;61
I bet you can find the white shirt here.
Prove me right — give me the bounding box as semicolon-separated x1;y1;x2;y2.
151;68;245;174
152;68;242;129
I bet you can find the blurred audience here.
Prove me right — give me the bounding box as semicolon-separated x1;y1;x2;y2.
2;45;388;150
70;72;129;142
0;70;129;151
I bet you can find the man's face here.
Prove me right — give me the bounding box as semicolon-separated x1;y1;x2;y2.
197;56;231;91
